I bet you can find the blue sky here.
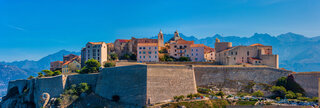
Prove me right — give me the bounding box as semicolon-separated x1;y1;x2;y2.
0;0;319;62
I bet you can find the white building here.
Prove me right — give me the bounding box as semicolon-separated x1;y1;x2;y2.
81;42;108;67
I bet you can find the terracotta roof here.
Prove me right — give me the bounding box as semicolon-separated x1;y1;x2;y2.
51;61;63;64
116;39;130;43
191;44;205;47
88;42;105;45
62;57;79;65
137;43;158;46
250;43;264;46
204;46;215;53
174;39;194;44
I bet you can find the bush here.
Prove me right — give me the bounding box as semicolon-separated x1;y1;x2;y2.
276;97;281;101
173;95;185;102
104;62;115;68
187;94;194;99
55;98;62;106
197;87;211;94
296;93;303;97
37;72;44;78
27;76;34;80
252;90;264;97
270;86;287;99
275;76;305;95
285;91;296;99
109;53;118;61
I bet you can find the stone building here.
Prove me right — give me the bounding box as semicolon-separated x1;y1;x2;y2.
62;57;81;73
137;43;159;62
81;42;108;67
215;38;279;68
50;61;63;71
63;54;80;63
114;30;164;59
167;30;183;42
204;46;215;62
168;37;213;62
106;43;115;54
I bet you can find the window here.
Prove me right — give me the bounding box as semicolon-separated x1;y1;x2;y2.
192;49;193;52
143;51;146;54
149;56;151;58
139;47;142;49
184;45;187;48
155;47;157;49
175;50;177;52
192;53;194;56
231;52;233;55
149;47;151;50
235;52;237;55
195;58;198;61
155;56;157;58
174;54;177;56
139;51;141;54
143;47;146;49
155;51;157;54
143;56;145;58
185;49;186;52
234;57;236;60
148;51;151;54
97;49;99;52
174;45;177;48
196;53;198;56
196;49;198;52
140;56;141;58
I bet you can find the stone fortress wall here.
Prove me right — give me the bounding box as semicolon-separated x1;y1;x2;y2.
6;64;318;108
146;65;197;104
292;72;320;97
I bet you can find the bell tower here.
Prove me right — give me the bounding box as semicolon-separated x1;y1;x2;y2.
158;29;164;47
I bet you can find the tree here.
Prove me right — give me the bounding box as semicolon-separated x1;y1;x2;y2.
270;86;287;98
27;76;34;80
252;90;264;97
53;70;62;76
275;76;305;95
77;83;90;94
104;62;115;68
80;59;101;74
109;53;118;61
122;54;130;60
159;48;168;53
130;54;137;60
37;72;44;78
42;70;54;76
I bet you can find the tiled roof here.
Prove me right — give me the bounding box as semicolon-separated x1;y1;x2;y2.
88;42;105;45
137;43;158;46
190;44;205;47
250;43;264;46
62;57;79;65
174;39;194;44
51;61;63;64
116;39;130;43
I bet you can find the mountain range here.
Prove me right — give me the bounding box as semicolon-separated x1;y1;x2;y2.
0;32;319;97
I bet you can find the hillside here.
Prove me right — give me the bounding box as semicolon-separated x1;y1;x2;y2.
0;63;29;96
152;32;320;72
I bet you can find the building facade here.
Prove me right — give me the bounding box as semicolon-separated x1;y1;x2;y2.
50;61;63;71
204;47;215;62
62;58;81;73
63;54;80;63
215;38;279;68
137;43;159;62
81;42;108;67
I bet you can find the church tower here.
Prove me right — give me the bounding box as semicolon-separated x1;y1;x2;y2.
173;30;181;40
158;29;164;47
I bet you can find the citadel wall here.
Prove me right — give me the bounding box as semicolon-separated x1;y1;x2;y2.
293;72;320;97
146;65;197;104
194;66;292;91
95;65;147;106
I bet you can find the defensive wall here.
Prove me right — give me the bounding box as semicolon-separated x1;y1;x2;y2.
3;64;308;108
193;65;292;91
292;72;320;97
95;64;197;106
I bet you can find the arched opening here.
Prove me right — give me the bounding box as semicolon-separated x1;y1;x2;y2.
112;95;120;102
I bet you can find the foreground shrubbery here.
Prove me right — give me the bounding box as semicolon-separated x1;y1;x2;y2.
161;99;229;108
80;59;100;74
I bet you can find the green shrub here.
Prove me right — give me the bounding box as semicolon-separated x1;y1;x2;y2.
197;87;210;94
275;76;305;95
80;59;101;74
270;86;287;99
104;62;115;68
252;90;264;97
27;76;34;80
285;91;296;99
216;91;225;99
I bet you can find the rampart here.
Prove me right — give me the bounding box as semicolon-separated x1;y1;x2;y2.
292;72;320;97
194;66;292;91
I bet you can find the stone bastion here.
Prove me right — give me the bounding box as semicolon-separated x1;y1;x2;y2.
1;64;296;108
